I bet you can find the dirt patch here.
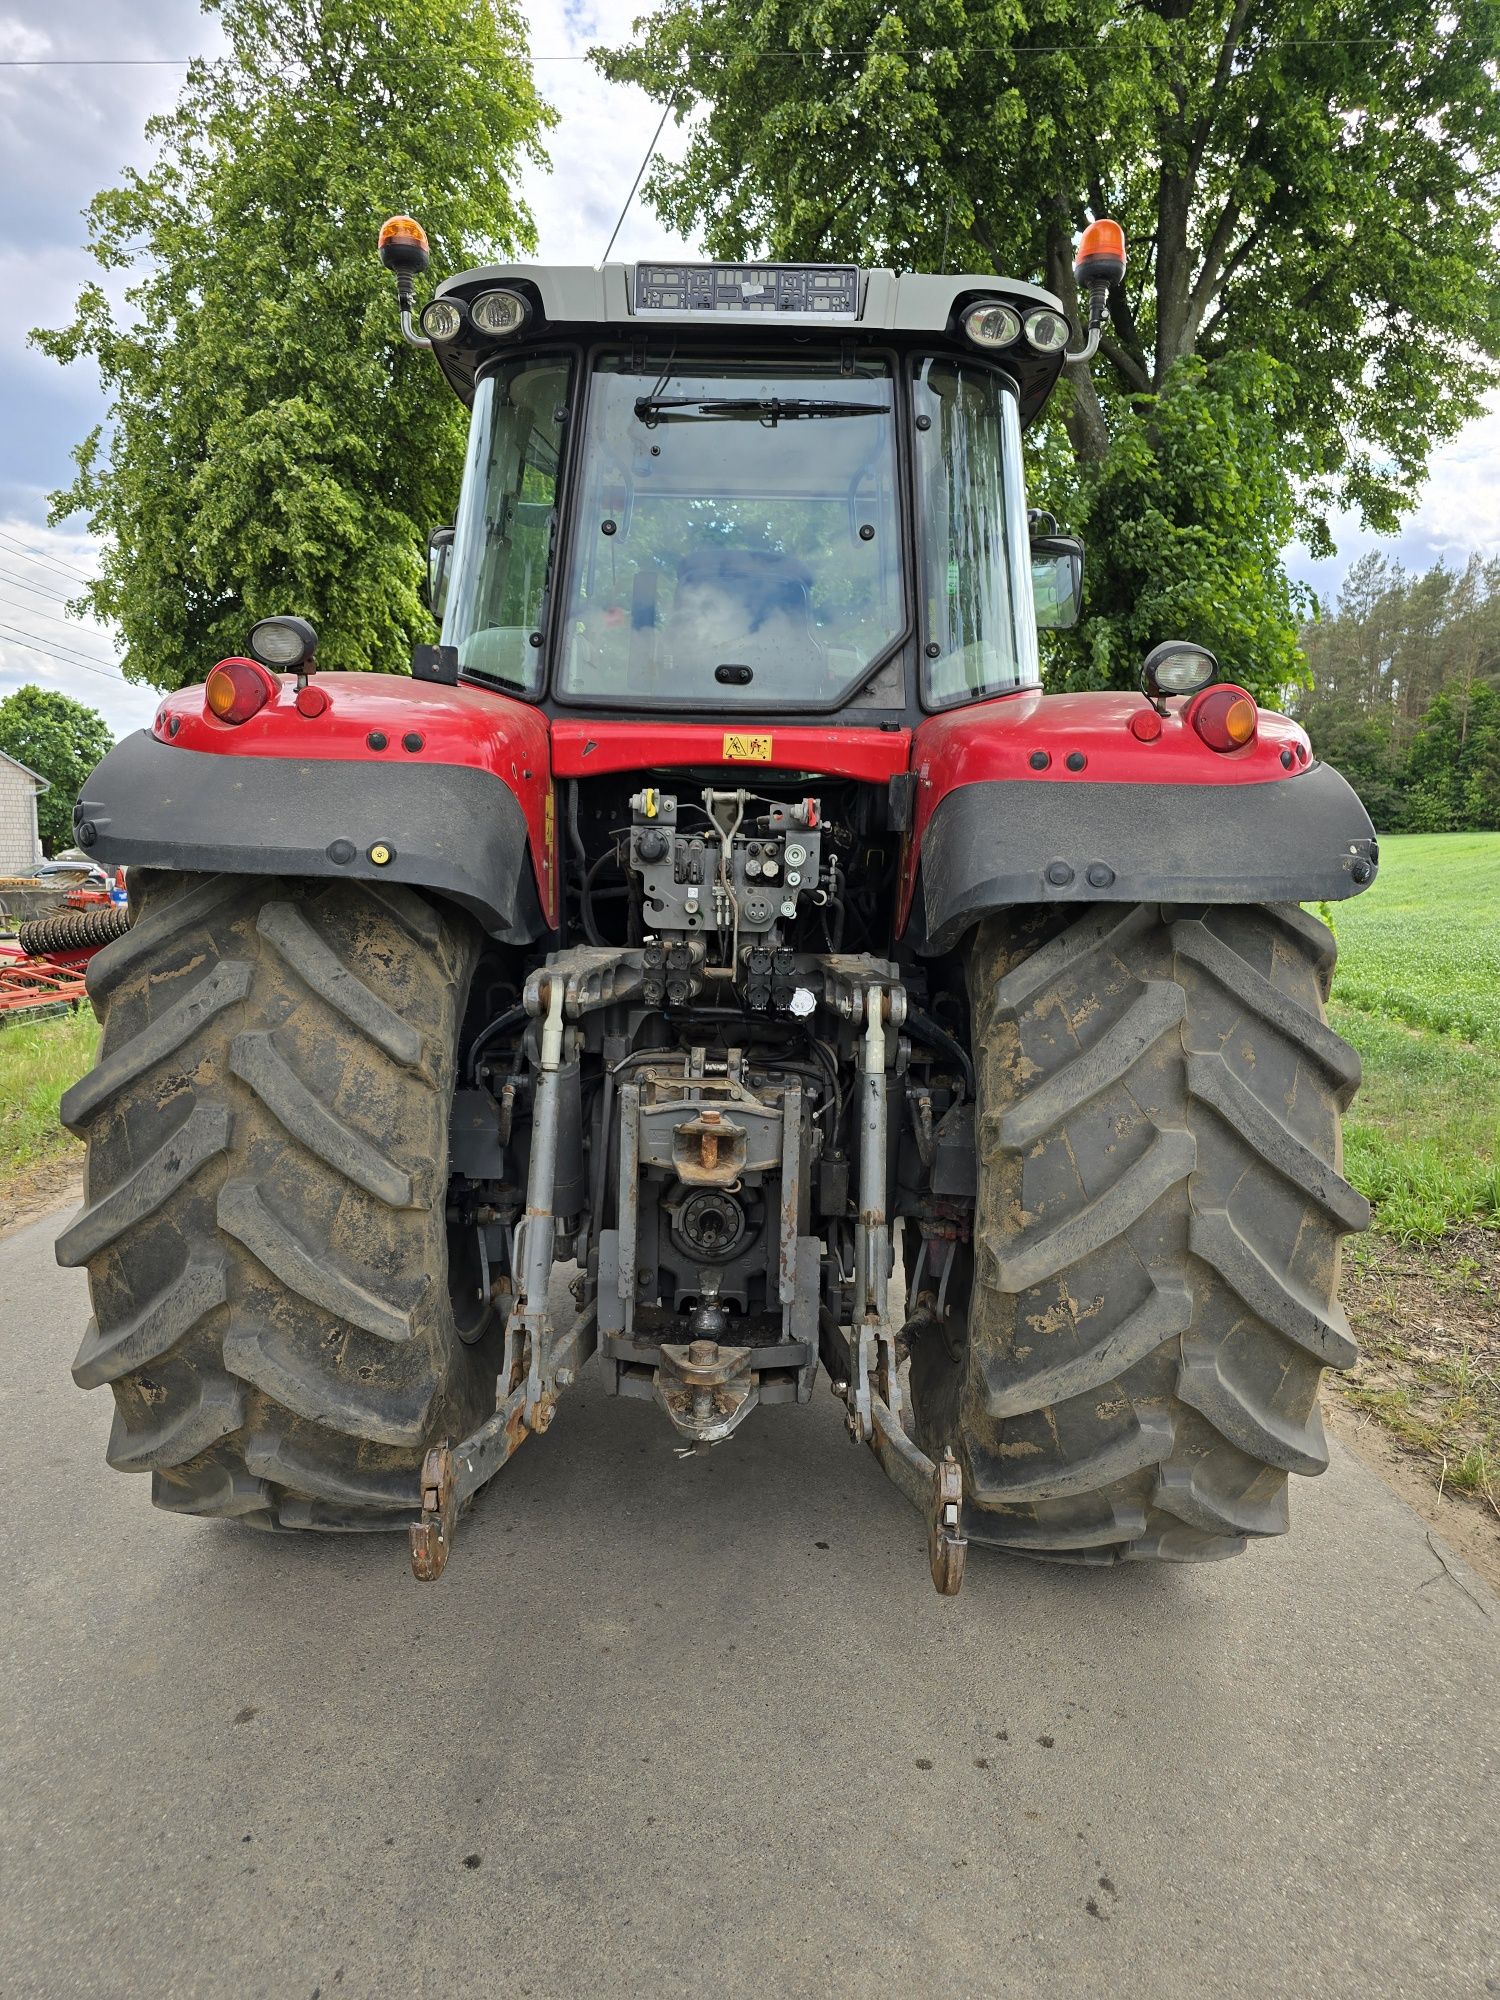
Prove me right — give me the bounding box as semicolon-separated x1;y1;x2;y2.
1325;1227;1499;1595
0;1154;82;1244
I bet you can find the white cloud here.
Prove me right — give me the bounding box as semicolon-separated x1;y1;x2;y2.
518;0;697;266
1288;394;1500;610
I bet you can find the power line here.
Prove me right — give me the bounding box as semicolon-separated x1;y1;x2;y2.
0;39;1394;68
0;590;117;647
0;564;75;605
0;531;97;585
0;58;195;66
0;618;122;675
0;622;124;682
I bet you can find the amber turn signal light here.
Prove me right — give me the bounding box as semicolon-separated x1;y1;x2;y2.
205;657;276;724
1188;685;1258;752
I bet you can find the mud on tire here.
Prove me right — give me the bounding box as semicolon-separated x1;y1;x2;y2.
910;903;1369;1564
57;871;497;1531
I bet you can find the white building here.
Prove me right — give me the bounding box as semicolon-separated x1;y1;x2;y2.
0;749;48;872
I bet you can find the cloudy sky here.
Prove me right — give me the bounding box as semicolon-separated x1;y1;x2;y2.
2;0;1497;739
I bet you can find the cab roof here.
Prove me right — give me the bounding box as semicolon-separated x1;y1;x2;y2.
427;261;1071;426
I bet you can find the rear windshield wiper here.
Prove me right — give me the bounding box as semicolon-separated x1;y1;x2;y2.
633;395;889;426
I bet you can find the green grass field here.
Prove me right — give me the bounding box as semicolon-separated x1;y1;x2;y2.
1328;832;1500;1241
0;1008;96;1198
1331;832;1500;1048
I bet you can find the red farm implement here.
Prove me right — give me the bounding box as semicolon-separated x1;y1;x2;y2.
0;943;88;1022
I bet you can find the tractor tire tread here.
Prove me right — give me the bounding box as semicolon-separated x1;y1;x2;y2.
60;870;491;1531
945;900;1365;1564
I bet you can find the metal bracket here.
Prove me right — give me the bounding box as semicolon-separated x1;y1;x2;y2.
410;1443;456;1580
867;1391;968;1597
408;1305;597;1580
655;1339;758;1442
929;1450;966;1596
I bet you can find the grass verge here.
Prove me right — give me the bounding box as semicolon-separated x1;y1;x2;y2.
1329;831;1500;1047
0;1007;94;1214
1321;833;1499;1560
1332;1002;1500;1242
1338;1227;1498;1523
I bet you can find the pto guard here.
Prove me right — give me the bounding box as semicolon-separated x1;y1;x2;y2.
71;674;554;941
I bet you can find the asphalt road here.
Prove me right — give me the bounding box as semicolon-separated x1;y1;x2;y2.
3;1205;1497;2000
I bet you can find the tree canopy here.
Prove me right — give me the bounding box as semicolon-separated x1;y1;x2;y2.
34;0;554;691
1297;552;1500;831
0;685;115;854
600;0;1500;699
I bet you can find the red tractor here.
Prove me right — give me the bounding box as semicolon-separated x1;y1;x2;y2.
58;218;1376;1591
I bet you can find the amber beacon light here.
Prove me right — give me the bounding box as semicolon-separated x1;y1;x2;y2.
1074;218;1128;289
1067;219;1127;362
377;214;431;276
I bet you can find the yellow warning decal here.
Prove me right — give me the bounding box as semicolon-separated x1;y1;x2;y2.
723;732;773;762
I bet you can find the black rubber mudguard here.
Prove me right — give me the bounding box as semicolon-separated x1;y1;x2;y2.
72;731;545;941
910;762;1379;956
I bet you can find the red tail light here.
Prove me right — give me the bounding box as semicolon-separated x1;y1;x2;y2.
204;658;276;724
1188;685;1258;753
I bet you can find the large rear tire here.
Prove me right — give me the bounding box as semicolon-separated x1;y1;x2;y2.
909;903;1369;1563
57;871;498;1531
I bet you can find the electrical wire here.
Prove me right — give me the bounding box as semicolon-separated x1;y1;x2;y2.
0;40;1397;67
466;1004;528;1084
0;532;97;585
0;591;115;644
0;565;75;604
0;614;117;668
904;1007;975;1099
0;623;125;682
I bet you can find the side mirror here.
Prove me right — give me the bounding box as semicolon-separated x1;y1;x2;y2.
426;526;455;625
1031;534;1084;630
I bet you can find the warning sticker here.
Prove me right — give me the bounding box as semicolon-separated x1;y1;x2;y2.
722;732;773;762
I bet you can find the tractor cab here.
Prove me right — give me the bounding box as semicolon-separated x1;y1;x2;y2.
377;223;1092;724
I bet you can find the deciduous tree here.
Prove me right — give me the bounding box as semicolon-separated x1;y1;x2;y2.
34;0;554;690
600;0;1500;697
0;685;114;853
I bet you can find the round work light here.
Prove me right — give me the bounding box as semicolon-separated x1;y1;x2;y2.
419;299;465;343
961;301;1022;350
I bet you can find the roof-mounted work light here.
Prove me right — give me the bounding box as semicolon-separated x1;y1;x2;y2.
1142;640;1219;714
470;288;530;338
961;300;1022;350
249;614;318;674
